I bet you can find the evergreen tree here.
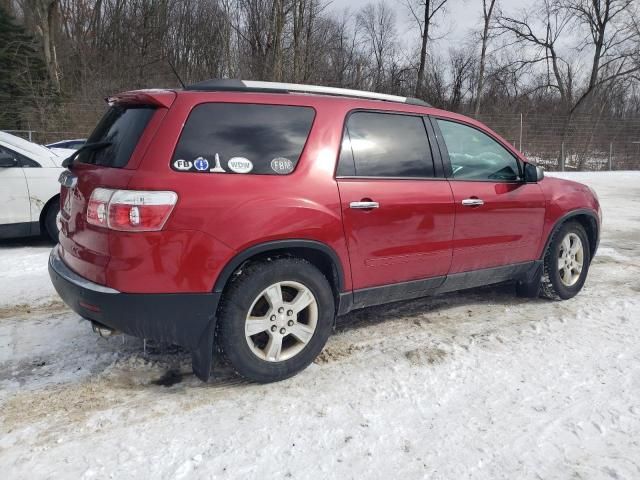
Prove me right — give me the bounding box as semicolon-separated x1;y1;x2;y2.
0;6;49;130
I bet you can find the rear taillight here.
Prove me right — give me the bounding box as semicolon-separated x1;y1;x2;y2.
86;188;177;232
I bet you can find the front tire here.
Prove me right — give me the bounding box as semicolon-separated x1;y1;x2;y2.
217;258;335;383
540;221;590;300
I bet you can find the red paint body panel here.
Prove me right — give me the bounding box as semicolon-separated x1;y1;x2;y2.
448;181;546;273
337;179;454;288
536;176;601;257
57;88;601;297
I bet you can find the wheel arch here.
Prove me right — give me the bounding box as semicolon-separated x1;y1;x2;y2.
213;239;346;300
541;209;599;262
39;194;60;230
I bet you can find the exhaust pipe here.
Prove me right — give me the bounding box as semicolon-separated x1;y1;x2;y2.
91;321;119;338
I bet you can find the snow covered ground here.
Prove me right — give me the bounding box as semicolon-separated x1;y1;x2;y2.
0;172;639;479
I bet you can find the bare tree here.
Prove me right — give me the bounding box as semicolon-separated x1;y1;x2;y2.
497;0;573;107
404;0;450;97
356;2;398;91
474;0;498;115
3;0;639;157
449;47;476;110
20;0;60;90
565;0;639;112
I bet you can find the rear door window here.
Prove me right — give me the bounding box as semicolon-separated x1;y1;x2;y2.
172;103;315;175
78;105;156;168
337;111;435;178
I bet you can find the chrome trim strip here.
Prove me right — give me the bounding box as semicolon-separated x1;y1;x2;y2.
49;245;120;294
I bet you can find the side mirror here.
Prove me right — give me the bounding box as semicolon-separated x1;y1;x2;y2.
0;154;18;168
524;163;544;183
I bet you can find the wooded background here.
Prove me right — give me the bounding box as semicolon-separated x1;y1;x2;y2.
1;0;639;169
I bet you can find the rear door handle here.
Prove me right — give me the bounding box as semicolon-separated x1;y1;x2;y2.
350;201;379;210
461;198;484;207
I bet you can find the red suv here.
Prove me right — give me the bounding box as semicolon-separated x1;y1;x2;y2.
49;80;601;383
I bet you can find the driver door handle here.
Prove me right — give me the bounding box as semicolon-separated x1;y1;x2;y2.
461;198;484;207
350;201;380;210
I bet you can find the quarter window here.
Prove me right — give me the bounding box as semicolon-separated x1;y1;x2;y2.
437;120;520;181
336;129;355;176
338;111;435;178
172;103;315;175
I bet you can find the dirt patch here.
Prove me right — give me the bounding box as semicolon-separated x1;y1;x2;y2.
0;299;67;320
2;381;117;437
404;347;448;366
314;343;366;364
153;369;188;387
1;357;169;434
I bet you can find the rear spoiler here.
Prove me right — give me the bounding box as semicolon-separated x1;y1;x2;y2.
106;90;176;109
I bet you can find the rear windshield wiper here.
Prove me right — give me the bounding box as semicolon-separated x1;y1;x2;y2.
62;141;112;168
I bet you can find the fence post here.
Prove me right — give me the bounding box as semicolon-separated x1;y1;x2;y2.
28;130;33;142
609;143;613;171
519;113;523;152
561;142;565;172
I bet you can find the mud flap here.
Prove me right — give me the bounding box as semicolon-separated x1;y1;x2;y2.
516;260;544;298
191;317;216;382
191;318;217;381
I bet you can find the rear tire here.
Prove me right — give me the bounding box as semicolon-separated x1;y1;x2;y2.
217;257;334;383
540;221;590;300
44;201;60;243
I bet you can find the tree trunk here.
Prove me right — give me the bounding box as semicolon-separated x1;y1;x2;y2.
473;0;496;116
415;0;430;97
24;0;60;91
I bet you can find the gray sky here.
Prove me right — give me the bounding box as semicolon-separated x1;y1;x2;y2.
329;0;535;48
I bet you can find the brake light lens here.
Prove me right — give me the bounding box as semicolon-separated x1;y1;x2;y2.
86;188;177;231
87;188;112;227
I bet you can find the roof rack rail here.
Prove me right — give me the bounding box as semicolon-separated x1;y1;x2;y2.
184;79;431;107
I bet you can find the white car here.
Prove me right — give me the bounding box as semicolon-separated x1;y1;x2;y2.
46;138;86;150
0;131;74;240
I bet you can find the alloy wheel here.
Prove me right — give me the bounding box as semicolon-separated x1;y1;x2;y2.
558;232;584;287
244;281;318;362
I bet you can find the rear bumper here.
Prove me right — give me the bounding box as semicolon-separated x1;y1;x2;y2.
48;245;220;380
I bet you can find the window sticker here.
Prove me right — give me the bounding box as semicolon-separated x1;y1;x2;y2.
271;157;294;175
228;157;253;173
173;159;193;171
210;153;226;173
193;157;209;171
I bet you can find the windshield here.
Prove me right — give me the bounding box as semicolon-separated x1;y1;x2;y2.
78;105;156;168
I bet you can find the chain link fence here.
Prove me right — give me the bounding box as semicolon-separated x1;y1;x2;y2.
475;113;640;171
2;99;639;170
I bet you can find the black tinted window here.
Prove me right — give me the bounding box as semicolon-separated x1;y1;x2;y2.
172;103;315;175
336;129;355;176
0;145;38;167
79;105;156;168
341;112;434;177
437;120;520;181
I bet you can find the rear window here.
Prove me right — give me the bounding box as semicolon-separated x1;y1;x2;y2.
171;103;315;175
78;105;156;168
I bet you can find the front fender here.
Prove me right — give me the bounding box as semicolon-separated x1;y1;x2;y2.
537;176;601;258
